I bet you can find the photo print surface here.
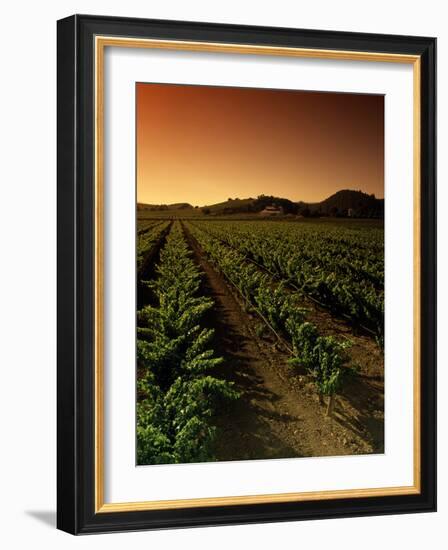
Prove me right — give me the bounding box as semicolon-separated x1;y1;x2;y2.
135;83;384;466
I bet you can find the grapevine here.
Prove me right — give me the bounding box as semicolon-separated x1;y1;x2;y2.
137;222;238;464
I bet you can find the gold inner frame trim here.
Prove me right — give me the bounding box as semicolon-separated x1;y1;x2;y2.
94;35;421;513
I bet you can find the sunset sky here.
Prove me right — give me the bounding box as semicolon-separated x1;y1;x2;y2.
136;83;384;205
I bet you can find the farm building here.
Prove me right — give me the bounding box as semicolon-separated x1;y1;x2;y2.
259;204;284;216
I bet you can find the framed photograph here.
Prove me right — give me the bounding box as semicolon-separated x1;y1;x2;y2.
57;14;436;534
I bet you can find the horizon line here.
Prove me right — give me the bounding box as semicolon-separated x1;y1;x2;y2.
137;188;385;208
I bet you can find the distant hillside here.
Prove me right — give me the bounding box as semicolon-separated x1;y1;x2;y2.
202;197;254;213
201;195;299;216
137;190;384;218
137;202;193;211
305;189;384;218
200;191;383;218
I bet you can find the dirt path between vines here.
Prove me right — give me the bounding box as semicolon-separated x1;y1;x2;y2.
183;223;384;461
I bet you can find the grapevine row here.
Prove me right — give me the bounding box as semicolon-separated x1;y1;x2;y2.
136;222;238;465
136;220;171;276
191;220;384;344
185;222;351;416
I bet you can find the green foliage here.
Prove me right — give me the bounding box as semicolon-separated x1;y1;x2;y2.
286;321;351;396
255;283;306;332
286;321;320;370
310;337;351;396
191;219;384;341
136;220;170;274
137;222;238;465
188;222;352;402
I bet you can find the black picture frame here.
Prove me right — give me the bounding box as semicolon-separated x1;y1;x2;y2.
57;14;436;534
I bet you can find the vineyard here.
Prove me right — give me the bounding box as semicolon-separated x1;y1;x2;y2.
189;220;384;343
137;220;171;276
137;222;238;464
137;217;384;464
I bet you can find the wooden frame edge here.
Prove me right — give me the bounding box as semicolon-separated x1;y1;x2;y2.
93;35;422;514
96;486;420;513
413;57;422;494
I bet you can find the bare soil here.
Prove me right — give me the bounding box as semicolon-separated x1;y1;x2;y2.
183;224;384;461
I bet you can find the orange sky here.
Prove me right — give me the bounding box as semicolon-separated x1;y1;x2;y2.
137;83;384;205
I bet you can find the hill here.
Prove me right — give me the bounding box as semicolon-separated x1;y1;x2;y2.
137;202;193;211
200;191;383;218
201;195;299;216
137;190;384;218
305;189;384;218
